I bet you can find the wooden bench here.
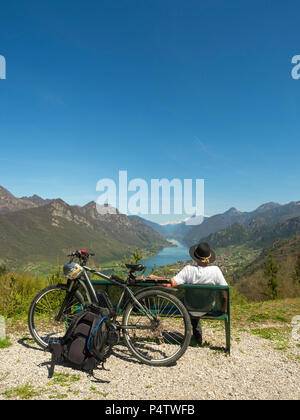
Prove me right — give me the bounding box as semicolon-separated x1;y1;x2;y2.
91;280;230;354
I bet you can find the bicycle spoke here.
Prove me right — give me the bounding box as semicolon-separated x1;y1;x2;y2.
123;291;190;364
29;286;84;348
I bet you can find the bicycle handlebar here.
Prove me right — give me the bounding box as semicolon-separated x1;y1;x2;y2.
67;250;95;257
67;250;95;265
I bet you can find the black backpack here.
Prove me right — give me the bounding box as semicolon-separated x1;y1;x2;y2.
47;304;117;378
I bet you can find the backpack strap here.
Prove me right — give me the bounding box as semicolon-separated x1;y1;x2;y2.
86;317;109;353
82;356;98;373
47;342;63;378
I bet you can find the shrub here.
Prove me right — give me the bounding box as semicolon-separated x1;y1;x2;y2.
0;271;48;318
263;252;279;299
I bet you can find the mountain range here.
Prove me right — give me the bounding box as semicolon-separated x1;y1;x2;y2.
200;214;300;250
0;186;169;269
0;186;52;213
1;185;300;273
183;201;300;246
134;200;300;250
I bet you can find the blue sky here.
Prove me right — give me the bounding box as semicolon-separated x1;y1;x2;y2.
0;0;300;223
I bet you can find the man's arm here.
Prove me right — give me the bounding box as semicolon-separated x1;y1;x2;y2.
148;266;189;287
147;274;178;288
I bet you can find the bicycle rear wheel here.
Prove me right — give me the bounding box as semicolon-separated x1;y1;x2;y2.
28;284;85;349
122;289;192;366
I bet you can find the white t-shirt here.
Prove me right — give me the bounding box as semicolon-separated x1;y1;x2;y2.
174;265;228;286
174;265;228;313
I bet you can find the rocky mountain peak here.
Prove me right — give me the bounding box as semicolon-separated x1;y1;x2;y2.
0;186;37;213
81;201;120;218
22;194;51;206
0;185;14;198
224;207;241;215
255;202;280;212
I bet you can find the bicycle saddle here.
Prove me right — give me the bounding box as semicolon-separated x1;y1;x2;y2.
125;264;146;272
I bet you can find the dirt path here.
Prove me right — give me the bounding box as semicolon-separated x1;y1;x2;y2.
0;324;299;400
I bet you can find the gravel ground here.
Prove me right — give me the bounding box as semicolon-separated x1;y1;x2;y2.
0;325;299;400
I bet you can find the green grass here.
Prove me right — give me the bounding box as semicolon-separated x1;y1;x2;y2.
231;297;300;328
48;392;68;399
251;327;284;340
2;374;82;400
249;326;291;351
47;373;80;387
89;386;108;397
0;373;9;382
2;373;83;400
248;312;271;322
0;336;12;349
2;383;41;399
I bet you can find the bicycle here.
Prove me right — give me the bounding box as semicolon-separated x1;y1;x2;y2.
28;250;192;366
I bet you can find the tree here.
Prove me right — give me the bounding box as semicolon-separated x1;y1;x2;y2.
263;252;279;299
129;248;144;265
292;253;300;285
114;248;145;280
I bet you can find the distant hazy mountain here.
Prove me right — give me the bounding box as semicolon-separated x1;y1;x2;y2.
0;188;169;268
130;216;194;241
183;207;246;245
200;214;300;250
183;201;300;246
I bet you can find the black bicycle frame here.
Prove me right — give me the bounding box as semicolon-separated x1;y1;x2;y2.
81;267;159;324
54;269;100;322
54;266;173;332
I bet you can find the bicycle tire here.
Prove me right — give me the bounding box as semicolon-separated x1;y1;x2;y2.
28;283;85;349
122;289;192;366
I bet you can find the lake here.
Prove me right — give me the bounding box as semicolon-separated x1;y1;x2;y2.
140;239;190;273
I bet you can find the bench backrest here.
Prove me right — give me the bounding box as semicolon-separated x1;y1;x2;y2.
181;284;230;314
91;279;230;315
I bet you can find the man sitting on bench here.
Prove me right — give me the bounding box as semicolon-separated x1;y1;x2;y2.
148;242;228;346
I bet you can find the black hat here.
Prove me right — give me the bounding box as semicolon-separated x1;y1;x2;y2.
189;242;216;264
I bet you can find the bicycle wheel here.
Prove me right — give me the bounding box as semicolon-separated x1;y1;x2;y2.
28;284;85;349
122;289;192;366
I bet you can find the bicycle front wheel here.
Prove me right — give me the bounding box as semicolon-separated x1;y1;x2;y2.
122;289;192;366
28;284;85;349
